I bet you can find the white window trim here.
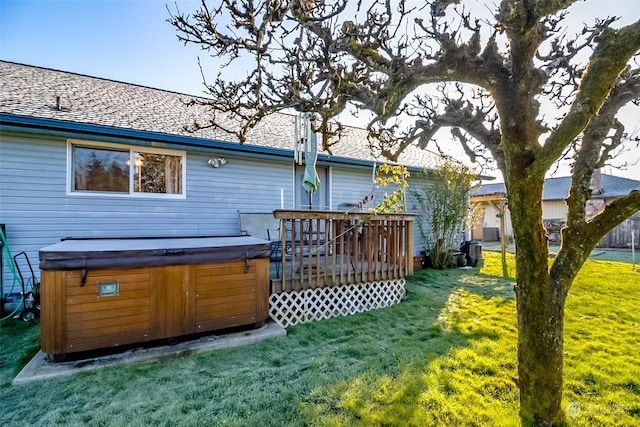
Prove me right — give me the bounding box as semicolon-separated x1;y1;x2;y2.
66;139;187;199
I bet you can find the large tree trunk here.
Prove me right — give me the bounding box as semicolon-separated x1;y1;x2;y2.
516;276;566;425
508;178;567;426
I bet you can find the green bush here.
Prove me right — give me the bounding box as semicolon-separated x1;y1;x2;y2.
412;159;479;269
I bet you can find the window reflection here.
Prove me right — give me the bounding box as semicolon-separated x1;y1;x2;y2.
73;146;129;192
133;152;182;194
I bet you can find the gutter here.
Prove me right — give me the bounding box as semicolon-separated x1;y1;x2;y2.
0;113;385;171
1;113;291;158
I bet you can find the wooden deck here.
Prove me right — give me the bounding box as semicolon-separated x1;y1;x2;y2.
270;210;415;292
270;257;403;292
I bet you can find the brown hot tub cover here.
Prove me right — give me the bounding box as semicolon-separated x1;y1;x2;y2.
39;236;271;271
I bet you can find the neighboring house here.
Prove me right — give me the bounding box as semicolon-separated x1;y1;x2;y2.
471;170;640;248
0;60;442;294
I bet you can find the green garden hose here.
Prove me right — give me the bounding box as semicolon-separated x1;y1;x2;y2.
0;227;25;321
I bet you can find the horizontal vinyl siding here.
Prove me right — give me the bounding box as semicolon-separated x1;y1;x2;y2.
405;175;436;254
332;167;428;254
542;201;567;220
331;167;377;209
0;134;294;292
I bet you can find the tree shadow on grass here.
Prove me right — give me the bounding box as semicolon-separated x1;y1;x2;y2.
0;264;521;426
299;267;520;426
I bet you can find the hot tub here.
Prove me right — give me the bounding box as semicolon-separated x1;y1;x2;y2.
39;236;271;359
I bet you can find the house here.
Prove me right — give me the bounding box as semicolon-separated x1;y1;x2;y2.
471;170;640;248
1;61;444;325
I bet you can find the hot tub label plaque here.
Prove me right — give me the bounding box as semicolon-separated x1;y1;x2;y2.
98;281;119;297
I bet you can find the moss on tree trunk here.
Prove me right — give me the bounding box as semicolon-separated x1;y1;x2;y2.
516;278;566;425
509;178;567;425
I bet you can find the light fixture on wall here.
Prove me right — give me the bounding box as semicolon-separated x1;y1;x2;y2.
208;156;227;168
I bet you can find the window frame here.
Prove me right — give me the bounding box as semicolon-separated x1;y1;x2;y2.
67;140;187;199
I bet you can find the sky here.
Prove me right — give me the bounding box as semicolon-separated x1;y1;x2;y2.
1;0;639;182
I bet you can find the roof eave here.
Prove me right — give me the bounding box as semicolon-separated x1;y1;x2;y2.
0;113;443;173
0;113;294;158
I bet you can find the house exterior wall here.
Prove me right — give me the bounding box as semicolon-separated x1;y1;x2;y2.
475;197;638;248
0;133;291;292
542;201;568;221
475;200;565;242
331;166;430;254
474;202;513;240
330;166;378;208
482;203;501;228
0;133;403;293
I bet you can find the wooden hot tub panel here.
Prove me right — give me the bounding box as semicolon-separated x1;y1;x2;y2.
195;260;268;331
63;268;151;353
40;258;269;357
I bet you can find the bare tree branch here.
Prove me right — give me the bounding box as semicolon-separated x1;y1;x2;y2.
535;19;640;176
551;189;640;296
170;2;640;423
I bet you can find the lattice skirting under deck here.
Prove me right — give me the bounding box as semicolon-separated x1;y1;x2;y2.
268;279;406;328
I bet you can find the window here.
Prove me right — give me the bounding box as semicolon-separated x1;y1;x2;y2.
69;141;185;197
130;151;183;195
73;146;129;192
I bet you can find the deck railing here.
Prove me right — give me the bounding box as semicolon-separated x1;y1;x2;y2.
272;210;415;292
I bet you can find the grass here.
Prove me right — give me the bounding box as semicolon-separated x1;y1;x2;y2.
481;241;640;265
0;252;638;426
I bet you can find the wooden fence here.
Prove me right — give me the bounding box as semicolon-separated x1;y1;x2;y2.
597;212;640;249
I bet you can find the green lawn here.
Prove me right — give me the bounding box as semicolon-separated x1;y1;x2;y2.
1;252;638;426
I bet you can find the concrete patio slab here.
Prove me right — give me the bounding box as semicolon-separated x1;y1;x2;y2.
12;322;286;386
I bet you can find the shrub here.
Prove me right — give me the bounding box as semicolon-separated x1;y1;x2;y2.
412;159;479;269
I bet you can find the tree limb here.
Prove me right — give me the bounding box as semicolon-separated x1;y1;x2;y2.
551;189;640;295
560;68;640;224
534;19;640;176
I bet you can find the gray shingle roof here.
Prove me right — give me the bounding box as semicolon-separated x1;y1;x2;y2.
0;60;442;170
472;174;640;200
601;174;640;198
471;182;506;197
